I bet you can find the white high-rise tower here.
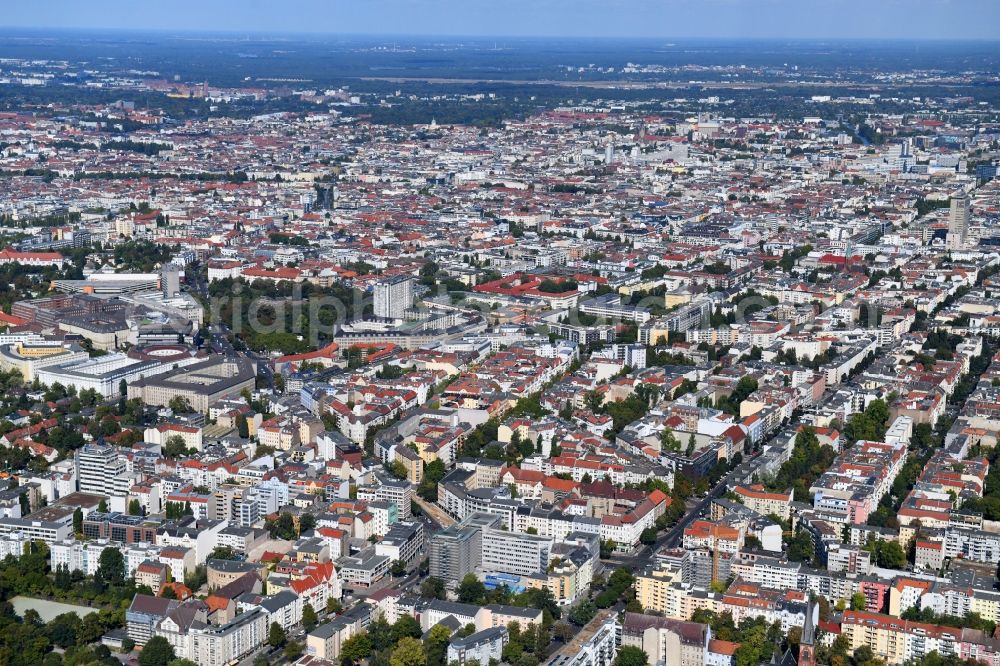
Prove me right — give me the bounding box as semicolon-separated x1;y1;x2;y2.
947;191;969;251
373;275;414;320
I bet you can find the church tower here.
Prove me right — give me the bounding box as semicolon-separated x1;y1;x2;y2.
799;600;817;666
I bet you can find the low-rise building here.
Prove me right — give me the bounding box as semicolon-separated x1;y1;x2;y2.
447;627;508;666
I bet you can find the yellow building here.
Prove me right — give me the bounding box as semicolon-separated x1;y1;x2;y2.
971;594;1000;626
664;291;694;309
545;554;595;606
619;280;666;298
733;485;793;522
0;342;89;381
393;446;423;484
637;563;723;621
497;420;531;444
636;565;689;617
841;610;962;665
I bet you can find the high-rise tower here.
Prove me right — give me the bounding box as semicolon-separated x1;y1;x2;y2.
947;191;969;251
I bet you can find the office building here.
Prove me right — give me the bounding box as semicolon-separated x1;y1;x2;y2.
336;547;390;591
38;353;167;397
481;528;553;576
0;340;90;382
50;539;115;576
0;516;72;543
373;275;413;320
76;444;129;496
82;511;158;545
128;355;256;413
189;608;268;666
578;294;651;323
307;610;367;661
947;191;969;251
374;521;425;564
429;513;500;586
357;477;413;520
161;263;182;298
429;523;480;587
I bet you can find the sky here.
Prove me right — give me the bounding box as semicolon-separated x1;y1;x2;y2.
2;0;999;40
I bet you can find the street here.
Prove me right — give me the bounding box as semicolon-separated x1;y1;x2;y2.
606;458;754;568
190;267;274;391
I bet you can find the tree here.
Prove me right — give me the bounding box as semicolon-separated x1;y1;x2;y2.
163;435;189;459
269;622;287;648
236;413;250;438
299;513;317;535
877;540;907;569
128;498;142;516
208;546;238;561
47;612;81;648
732;620;771;666
786;529;815;563
685;433;696;457
424;458;447;483
388;460;409;480
419;458;448;501
852;645;879;666
424;624;452;666
851;592;867;611
391;559;407;576
767;425;835;501
661;428;680;453
613;646;649;666
420;577;446;600
568;601;597;626
390;637;426;666
96;547;125;585
640;527;657;545
78;612;105;644
584;390;603;413
268;513;296;540
168;396;193;413
457;573;486;604
553;622;576;643
302;603;318;632
284;641;304;661
97;498;108;513
843;399;890;445
392;615;423;643
138;636;176;666
341;632;373;661
72;507;83;534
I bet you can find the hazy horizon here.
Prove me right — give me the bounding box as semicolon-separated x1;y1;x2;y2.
2;26;999;43
2;0;999;41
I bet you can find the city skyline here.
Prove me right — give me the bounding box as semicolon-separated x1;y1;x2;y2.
0;7;995;666
3;0;1000;41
